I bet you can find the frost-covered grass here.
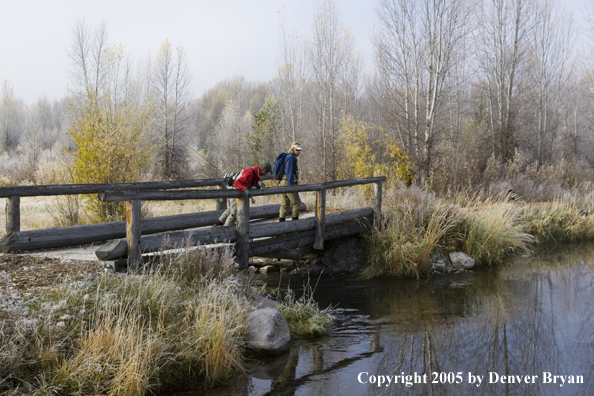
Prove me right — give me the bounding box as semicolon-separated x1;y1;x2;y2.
0;247;250;395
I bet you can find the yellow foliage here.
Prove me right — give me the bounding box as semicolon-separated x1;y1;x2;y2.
68;88;154;221
340;117;413;186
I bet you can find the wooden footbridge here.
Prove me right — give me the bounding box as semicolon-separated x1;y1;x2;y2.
0;176;385;269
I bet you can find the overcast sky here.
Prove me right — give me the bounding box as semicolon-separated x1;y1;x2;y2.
0;0;591;105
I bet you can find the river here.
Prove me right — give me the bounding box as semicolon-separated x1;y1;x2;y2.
169;242;594;395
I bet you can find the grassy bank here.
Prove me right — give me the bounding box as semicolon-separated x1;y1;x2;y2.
0;247;333;396
362;186;594;279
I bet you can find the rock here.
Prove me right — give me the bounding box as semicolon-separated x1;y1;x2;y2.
245;308;290;356
449;252;475;269
252;295;281;310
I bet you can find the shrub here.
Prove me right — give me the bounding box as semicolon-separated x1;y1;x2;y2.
67;88;154;222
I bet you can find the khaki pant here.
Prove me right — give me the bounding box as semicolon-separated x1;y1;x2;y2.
279;177;301;219
219;197;238;226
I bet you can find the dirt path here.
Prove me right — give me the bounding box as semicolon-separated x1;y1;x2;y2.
0;253;107;296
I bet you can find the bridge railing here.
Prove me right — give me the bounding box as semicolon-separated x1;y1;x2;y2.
98;177;386;269
0;178;237;252
1;176;385;269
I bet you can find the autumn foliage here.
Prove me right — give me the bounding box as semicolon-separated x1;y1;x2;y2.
68;89;154;221
340;116;413;186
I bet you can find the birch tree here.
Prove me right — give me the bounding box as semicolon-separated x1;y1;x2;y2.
476;0;533;164
374;0;470;182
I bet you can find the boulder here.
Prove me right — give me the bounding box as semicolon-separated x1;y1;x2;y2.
449;252;475;269
252;295;281;310
246;308;290;356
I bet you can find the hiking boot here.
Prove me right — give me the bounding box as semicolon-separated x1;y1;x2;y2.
291;217;299;221
278;218;286;222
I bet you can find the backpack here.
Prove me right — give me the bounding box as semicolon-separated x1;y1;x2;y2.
273;153;287;181
223;171;239;187
223;168;257;187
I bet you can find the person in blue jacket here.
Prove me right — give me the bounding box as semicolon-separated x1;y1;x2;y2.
279;142;302;221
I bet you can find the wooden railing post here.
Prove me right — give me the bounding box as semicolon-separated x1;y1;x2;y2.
126;199;142;270
216;182;228;210
235;193;250;269
372;181;383;229
5;196;20;234
314;187;326;250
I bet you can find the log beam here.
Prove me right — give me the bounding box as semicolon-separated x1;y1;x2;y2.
0;203;300;253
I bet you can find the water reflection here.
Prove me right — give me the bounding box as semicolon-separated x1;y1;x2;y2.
172;243;594;396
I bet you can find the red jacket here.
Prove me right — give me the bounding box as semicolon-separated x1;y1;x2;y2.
233;166;261;191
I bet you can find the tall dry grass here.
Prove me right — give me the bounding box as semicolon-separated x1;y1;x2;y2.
520;200;594;243
0;246;251;396
461;201;534;266
362;199;460;279
0;240;337;395
361;186;569;278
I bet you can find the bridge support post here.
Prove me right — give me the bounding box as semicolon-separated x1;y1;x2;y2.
5;196;20;234
314;188;326;250
372;181;383;229
126;199;142;270
216;182;228;211
235;194;250;269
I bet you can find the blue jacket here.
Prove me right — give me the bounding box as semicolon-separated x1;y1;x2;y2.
284;153;299;185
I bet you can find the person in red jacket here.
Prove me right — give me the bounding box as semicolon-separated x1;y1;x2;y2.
218;162;272;226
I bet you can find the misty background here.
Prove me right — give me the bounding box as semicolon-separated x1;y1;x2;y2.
1;0;594;197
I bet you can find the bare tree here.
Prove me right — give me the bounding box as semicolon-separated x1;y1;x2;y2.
273;14;309;148
476;0;533;164
21;96;54;176
151;40;193;179
522;0;575;165
0;81;23;153
309;0;362;181
374;0;471;182
214;99;252;173
67;18;109;102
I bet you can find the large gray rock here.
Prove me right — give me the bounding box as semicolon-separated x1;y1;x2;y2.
246;308;290;355
449;252;475;269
